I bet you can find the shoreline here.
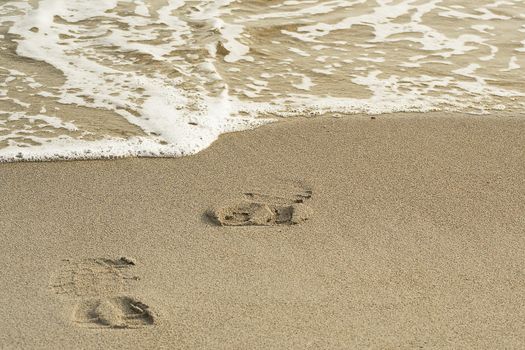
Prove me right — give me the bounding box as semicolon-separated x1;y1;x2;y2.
2;110;523;164
1;113;524;348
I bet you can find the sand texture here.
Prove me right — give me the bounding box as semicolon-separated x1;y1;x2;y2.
1;114;524;349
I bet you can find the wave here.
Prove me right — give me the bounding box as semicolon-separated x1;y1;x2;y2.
1;0;524;161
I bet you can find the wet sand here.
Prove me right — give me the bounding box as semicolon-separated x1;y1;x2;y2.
1;113;524;349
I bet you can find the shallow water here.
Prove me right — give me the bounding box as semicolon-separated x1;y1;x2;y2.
1;0;524;161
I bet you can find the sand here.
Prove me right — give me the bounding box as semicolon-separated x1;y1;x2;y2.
1;113;524;349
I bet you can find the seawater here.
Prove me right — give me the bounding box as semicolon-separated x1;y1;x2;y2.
0;0;524;161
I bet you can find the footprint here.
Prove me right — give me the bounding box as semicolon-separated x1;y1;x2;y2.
208;181;313;226
50;257;155;328
73;296;154;329
244;188;312;205
208;201;312;226
50;257;138;298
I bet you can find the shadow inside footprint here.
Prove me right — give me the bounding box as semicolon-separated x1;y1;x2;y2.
99;257;136;267
74;296;154;329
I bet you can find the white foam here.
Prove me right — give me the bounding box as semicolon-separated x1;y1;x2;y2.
289;47;310;57
134;1;150;17
501;56;520;71
291;75;314;91
7;113;78;131
1;0;524;162
2;0;271;161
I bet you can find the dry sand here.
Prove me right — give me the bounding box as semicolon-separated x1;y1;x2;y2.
1;114;524;349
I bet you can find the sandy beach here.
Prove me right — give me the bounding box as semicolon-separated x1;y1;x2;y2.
1;113;524;349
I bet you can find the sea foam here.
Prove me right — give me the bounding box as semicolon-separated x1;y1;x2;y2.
1;0;524;161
